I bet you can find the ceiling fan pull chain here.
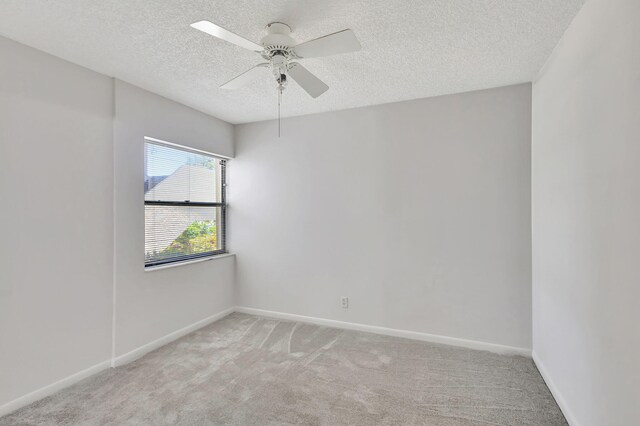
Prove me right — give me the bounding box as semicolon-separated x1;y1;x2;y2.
278;86;282;138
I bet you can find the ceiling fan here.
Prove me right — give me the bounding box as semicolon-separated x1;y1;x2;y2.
191;21;361;97
190;20;362;134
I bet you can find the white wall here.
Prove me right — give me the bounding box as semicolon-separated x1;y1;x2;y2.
113;80;235;358
0;37;113;406
532;0;640;424
0;37;237;412
232;84;533;350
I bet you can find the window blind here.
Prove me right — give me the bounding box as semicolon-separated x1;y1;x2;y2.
144;140;226;267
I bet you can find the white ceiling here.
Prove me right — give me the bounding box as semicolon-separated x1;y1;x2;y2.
0;0;584;124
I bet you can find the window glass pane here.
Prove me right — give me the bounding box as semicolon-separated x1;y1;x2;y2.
145;205;222;264
144;143;222;203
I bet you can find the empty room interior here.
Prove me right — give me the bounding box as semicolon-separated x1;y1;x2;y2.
0;0;638;425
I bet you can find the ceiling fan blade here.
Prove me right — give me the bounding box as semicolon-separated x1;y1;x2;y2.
220;64;269;89
294;29;361;58
191;20;263;52
288;63;329;98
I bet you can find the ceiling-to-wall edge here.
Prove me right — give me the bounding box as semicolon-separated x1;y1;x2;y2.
233;81;533;130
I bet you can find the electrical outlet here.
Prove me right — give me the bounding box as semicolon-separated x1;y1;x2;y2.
341;297;349;309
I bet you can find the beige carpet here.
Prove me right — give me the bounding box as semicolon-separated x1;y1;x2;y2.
1;313;566;425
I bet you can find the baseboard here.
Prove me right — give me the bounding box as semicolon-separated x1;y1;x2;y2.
234;306;531;357
0;306;529;419
0;360;111;418
0;307;236;419
111;307;235;367
532;351;580;426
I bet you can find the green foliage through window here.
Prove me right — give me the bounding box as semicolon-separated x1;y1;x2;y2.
161;220;217;257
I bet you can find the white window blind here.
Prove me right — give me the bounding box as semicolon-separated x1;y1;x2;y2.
144;139;226;267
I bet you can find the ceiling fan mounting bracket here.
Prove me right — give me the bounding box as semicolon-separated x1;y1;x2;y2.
260;21;297;59
265;22;292;35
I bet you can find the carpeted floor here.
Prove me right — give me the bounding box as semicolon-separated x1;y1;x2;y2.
1;313;566;425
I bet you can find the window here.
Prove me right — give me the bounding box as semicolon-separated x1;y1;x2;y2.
144;138;226;267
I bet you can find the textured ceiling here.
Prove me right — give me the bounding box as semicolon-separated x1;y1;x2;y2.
0;0;584;124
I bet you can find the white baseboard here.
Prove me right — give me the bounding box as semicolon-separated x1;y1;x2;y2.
0;360;111;418
1;306;530;420
532;351;580;426
111;307;235;367
234;306;531;357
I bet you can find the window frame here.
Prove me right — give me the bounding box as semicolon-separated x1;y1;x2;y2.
143;137;227;268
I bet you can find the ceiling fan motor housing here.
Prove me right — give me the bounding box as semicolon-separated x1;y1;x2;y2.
261;22;296;57
261;22;297;87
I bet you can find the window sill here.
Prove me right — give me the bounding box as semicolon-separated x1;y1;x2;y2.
144;253;235;272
